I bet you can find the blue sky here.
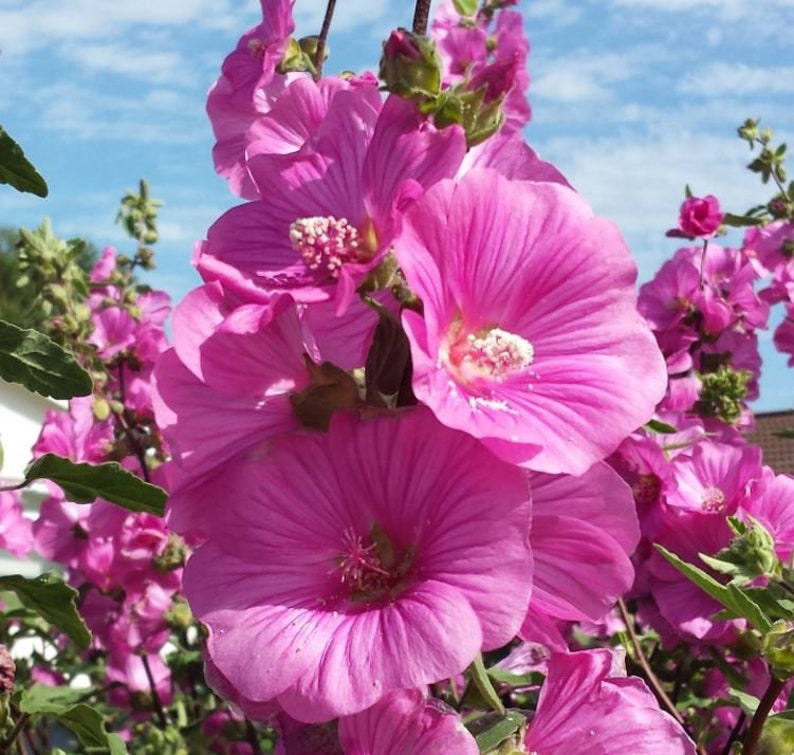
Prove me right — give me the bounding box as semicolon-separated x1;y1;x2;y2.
1;0;792;410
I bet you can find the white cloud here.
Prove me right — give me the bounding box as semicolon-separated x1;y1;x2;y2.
679;62;794;96
534;131;768;281
532;54;635;103
59;42;195;87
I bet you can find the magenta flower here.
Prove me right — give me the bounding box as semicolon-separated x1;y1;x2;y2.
338;688;478;754
206;0;297;198
0;491;33;558
520;463;639;649
525;649;697;753
183;408;532;721
197;93;465;311
397;168;667;474
667;194;724;239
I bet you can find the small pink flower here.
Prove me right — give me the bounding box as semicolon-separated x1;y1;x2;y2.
668;195;724;239
338;688;478;754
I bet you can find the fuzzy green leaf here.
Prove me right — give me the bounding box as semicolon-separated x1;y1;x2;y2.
452;0;478;15
0;573;90;649
0;126;48;197
0;320;92;399
722;212;765;227
24;454;166;516
645;419;678;434
654;545;773;632
19;686;126;754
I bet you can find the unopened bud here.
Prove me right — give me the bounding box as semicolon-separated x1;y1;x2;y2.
379;29;442;101
763;620;794;680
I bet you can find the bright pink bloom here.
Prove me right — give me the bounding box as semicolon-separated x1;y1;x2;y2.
198;93;465;311
397;168;666;474
665;440;763;515
525;649;697;753
184;408;532;721
207;0;297;198
0;491;33;558
338;688;478;754
153;288;308;489
528;463;639;623
668;195;723;239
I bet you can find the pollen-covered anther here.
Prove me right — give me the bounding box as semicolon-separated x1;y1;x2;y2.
289;216;362;278
701;485;726;513
461;328;534;380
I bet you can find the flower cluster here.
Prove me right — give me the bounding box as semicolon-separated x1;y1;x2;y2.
151;1;701;751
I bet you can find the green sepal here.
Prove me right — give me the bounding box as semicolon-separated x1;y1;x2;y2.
645;419;678;434
24;454;167;516
467;709;527;753
468;654;505;715
722;212;765;227
758;710;794;755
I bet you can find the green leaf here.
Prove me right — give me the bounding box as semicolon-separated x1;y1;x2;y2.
24;454;166;516
452;0;478;15
759;710;794;755
468;654;505;715
486;666;542;688
0;320;93;399
655;545;773;632
722;212;765;227
468;710;527;753
0;572;90;649
0;125;48;197
726;687;761;715
19;686;126;754
645;419;678;434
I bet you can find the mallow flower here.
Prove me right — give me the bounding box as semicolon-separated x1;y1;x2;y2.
396;168;667;475
183;407;533;722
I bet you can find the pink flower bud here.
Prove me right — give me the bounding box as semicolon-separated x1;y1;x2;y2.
676;195;724;238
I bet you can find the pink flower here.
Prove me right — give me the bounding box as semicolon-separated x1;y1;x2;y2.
397;168;667;474
527;463;639;624
198;93;465;311
184;408;532;721
525;649;697;753
0;491;33;558
668;195;724;239
338;688;478;754
207;0;297;198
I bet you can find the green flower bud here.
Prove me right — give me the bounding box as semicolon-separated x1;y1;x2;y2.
379;29;442;101
763;620;794;680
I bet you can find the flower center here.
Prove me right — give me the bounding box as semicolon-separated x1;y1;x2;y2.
632;473;661;507
701;485;726;513
336;524;414;605
290;216;367;278
447;324;534;382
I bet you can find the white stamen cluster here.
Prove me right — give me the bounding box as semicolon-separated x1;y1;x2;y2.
464;327;534;379
289;216;361;278
701;485;726;513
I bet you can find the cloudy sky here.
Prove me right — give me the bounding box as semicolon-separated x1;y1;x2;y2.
1;0;792;410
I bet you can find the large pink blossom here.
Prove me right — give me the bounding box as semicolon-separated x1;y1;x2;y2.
197;93;466;311
184;408;533;722
525;649;697;753
397;168;667;474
